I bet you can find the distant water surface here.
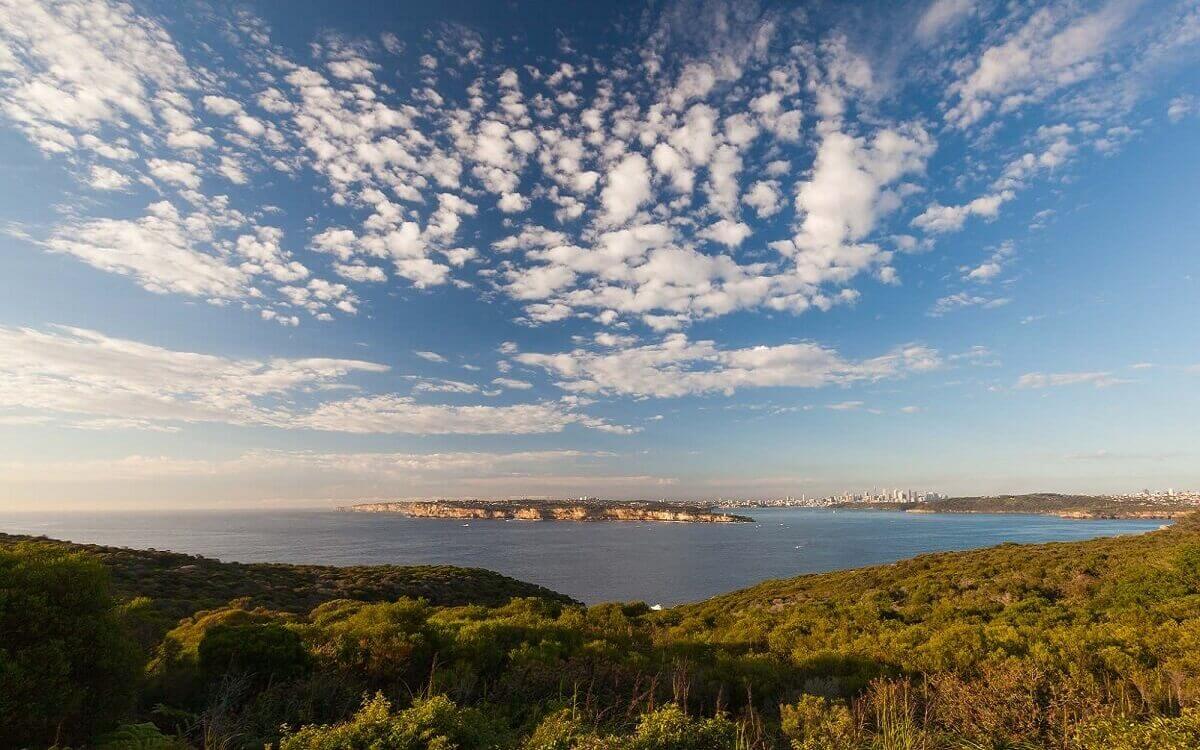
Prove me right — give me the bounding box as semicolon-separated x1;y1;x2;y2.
0;509;1165;605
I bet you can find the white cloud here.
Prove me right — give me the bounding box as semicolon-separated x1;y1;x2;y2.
0;414;54;426
0;0;196;154
1015;371;1128;389
929;293;1010;316
327;56;378;82
599;153;651;226
742;180;782;218
45;202;250;298
88;164;130;190
0;324;386;426
0;449;610;483
912;191;1013;233
916;0;973;42
789;124;934;286
498;192;530;213
704;143;742;218
235;114;265;137
1168;94;1196;122
963;241;1015;282
218;155;248;184
410;377;479;394
414;350;447;363
492;377;533;390
311;228;358;261
147;158;200;189
699;219;751;248
651;142;694;193
0;0;1180;396
69;418;181;433
826;400;864;411
334;263;387;283
166;129;213;150
202;95;242;116
946;3;1133;127
966;262;1001;281
670;62;716;109
298;395;630;434
516;334;939;398
0;324;629;436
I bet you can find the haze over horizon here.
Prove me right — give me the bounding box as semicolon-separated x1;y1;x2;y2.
1;0;1199;511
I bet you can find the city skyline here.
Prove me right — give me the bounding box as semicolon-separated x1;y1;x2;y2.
1;0;1200;509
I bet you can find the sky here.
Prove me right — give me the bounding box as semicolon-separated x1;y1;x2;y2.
1;0;1199;510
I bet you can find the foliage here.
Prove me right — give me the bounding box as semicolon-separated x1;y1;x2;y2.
96;722;191;750
0;543;141;748
624;704;738;749
779;695;857;750
1071;708;1200;750
841;492;1196;518
7;517;1200;748
523;708;607;750
197;621;311;684
305;598;436;687
279;693;512;750
0;532;576;626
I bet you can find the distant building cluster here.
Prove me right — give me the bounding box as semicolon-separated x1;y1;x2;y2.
714;487;1200;509
719;489;944;509
1115;488;1200;506
421;489;1200;511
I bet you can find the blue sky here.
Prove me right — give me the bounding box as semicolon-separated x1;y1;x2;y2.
1;0;1198;509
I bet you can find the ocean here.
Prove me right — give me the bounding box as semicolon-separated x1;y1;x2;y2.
0;508;1165;605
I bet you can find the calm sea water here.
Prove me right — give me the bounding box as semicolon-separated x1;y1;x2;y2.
0;509;1165;605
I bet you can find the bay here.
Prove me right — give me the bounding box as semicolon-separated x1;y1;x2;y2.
0;508;1165;605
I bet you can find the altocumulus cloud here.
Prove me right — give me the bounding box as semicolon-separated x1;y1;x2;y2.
3;0;1185;334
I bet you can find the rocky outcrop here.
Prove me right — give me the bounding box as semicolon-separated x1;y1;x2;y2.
338;501;753;523
1054;509;1194;520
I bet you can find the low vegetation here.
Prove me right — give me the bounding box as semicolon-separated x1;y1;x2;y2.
2;517;1200;748
0;533;576;625
841;492;1196;518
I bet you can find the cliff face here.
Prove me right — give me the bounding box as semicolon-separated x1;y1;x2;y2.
1054;509;1192;520
340;501;753;523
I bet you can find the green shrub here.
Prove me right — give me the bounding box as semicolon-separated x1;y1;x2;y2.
0;544;141;748
780;695;858;750
198;621;311;684
280;693;512;750
626;704;738;750
1072;709;1200;750
523;709;604;750
95;722;190;749
306;598;435;686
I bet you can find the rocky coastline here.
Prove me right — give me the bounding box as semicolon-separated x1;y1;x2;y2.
338;500;754;523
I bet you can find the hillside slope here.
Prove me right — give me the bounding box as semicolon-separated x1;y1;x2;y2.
4;519;1200;749
840;492;1195;518
0;532;577;621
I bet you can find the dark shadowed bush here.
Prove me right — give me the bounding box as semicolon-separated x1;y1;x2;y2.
0;543;141;747
198;621;311;684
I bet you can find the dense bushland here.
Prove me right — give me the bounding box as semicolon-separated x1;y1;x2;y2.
2;518;1200;748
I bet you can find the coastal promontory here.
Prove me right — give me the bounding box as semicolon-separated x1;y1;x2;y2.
338;499;754;523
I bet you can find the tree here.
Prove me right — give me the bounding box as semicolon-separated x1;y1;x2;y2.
0;544;141;747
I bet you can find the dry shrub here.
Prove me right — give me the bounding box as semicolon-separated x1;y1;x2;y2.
927;660;1047;744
